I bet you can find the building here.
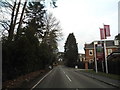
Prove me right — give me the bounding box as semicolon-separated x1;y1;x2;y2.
57;52;64;61
78;53;85;62
84;40;119;69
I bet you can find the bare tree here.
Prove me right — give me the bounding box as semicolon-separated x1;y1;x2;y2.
43;13;62;52
0;0;14;37
16;0;28;39
0;0;58;41
8;0;20;41
0;0;28;41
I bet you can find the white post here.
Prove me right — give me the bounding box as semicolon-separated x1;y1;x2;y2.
104;41;108;73
94;41;98;73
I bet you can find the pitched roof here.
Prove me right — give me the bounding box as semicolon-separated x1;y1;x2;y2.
84;40;119;49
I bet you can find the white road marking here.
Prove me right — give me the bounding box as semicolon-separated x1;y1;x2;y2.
31;70;52;90
63;70;72;82
65;74;72;82
63;71;65;74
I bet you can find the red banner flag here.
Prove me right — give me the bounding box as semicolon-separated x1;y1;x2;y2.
104;25;110;37
100;28;106;40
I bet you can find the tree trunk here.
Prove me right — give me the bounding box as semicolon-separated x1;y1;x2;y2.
16;0;28;39
12;0;21;34
8;0;17;41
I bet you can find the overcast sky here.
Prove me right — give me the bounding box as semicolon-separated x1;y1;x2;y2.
1;0;119;53
46;0;119;53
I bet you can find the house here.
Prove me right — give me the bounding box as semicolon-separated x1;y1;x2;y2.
78;53;85;62
57;52;65;65
84;40;119;69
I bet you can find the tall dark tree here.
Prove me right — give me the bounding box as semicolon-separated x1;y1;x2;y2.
115;34;120;51
2;1;45;81
64;33;78;67
2;0;61;82
0;0;57;40
115;34;120;41
23;1;45;39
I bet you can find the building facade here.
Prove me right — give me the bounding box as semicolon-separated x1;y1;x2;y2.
84;40;119;69
78;53;85;62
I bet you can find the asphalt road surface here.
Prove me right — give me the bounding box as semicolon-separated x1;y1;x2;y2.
32;65;116;89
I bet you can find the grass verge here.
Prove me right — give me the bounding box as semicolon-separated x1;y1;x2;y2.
82;69;120;81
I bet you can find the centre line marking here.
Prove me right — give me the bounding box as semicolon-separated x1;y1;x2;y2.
65;74;72;82
63;71;65;74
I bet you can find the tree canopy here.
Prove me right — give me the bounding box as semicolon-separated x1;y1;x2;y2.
64;33;78;67
1;0;62;82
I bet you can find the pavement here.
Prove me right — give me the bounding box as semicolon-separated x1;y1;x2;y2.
75;69;120;88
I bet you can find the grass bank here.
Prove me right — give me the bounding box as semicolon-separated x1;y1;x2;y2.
81;69;120;81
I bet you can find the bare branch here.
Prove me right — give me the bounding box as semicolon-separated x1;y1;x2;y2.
8;0;17;41
16;0;28;37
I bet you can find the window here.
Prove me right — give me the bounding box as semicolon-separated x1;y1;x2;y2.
89;50;93;56
114;40;119;45
89;59;93;63
82;57;85;61
108;49;112;55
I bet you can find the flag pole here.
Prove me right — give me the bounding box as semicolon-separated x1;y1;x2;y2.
100;41;104;73
94;41;98;73
103;23;109;74
99;24;110;74
104;40;108;73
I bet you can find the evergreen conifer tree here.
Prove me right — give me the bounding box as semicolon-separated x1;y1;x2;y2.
64;33;78;67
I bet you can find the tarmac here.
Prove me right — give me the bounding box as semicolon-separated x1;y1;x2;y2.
76;69;120;88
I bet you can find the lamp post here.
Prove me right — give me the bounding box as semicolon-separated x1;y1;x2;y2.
94;41;98;73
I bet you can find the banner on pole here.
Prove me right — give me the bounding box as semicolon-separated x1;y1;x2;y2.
100;28;106;40
96;43;104;61
104;25;110;37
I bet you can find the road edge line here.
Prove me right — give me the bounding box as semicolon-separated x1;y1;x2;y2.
31;70;52;90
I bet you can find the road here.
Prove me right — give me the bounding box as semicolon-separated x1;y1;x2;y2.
31;65;115;89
